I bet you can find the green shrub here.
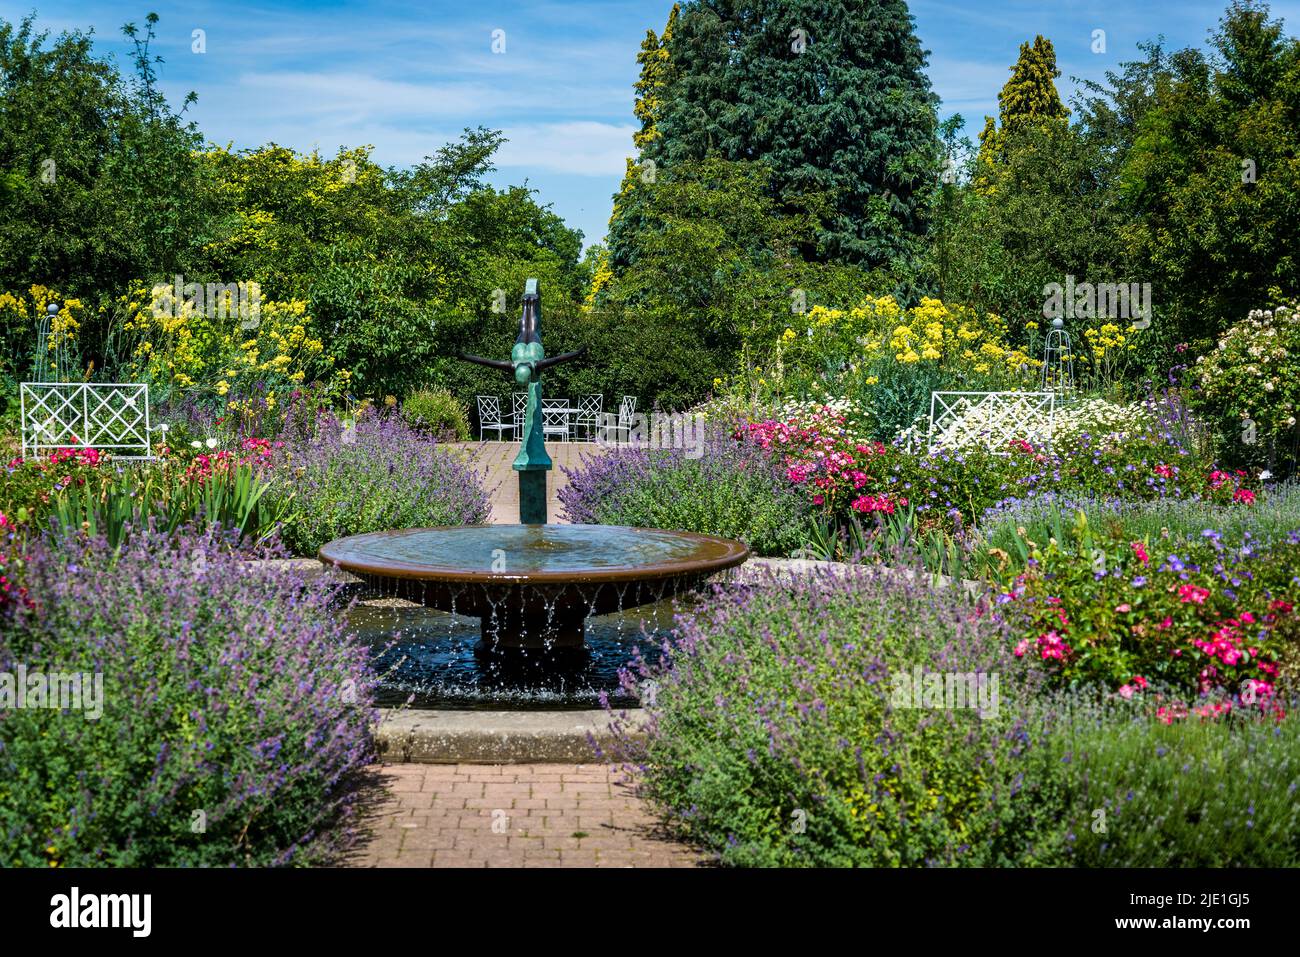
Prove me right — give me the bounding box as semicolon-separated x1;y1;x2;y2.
605;566;1052;866
0;524;377;866
402;386;470;442
274;413;489;557
558;434;814;556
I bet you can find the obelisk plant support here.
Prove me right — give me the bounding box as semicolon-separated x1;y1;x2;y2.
457;279;585;523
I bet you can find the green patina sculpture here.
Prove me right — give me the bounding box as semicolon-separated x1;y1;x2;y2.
457;279;585;524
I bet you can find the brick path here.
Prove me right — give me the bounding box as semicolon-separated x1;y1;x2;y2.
448;440;602;524
347;763;705;868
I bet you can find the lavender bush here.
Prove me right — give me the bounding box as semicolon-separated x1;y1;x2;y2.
559;432;814;556
602;565;1052;866
0;524;378;866
274;412;490;556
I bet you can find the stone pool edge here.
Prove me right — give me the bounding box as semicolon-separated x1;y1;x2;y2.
374;707;641;764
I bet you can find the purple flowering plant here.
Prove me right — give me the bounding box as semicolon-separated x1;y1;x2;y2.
598;562;1050;866
559;427;813;556
0;523;378;866
272;410;490;556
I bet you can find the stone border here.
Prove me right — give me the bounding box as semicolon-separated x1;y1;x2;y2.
374;707;643;764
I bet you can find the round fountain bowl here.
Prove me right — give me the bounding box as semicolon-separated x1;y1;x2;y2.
319;524;750;650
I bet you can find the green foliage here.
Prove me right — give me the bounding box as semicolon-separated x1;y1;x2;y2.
1115;1;1300;351
0;525;376;867
47;463;288;551
981;484;1300;565
653;0;940;268
0;14;208;308
975;35;1070;181
271;415;490;557
936;111;1134;349
596;157;874;408
558;439;814;557
0;449;288;547
401;387;470;441
612;568;1051;866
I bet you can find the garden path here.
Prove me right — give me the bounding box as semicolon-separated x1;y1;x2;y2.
447;440;603;525
347;763;704;867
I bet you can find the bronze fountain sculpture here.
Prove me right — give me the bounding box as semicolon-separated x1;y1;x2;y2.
456;277;584;524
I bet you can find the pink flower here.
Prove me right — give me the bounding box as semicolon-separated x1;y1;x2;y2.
1178;584;1210;604
1115;603;1131;613
1130;541;1149;565
850;494;895;515
1232;488;1256;505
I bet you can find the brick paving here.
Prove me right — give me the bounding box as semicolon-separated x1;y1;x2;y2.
346;763;705;868
448;440;603;525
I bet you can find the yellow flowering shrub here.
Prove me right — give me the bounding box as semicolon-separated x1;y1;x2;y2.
1080;321;1138;386
115;282;336;401
792;295;1039;384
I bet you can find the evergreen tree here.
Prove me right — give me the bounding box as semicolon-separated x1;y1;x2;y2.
976;35;1069;185
606;5;679;273
648;0;939;268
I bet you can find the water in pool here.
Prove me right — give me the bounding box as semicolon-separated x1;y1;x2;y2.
346;596;682;710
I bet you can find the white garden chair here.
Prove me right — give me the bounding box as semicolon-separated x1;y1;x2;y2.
574;394;603;441
477;395;512;441
512;392;528;440
608;395;637;444
542;397;571;441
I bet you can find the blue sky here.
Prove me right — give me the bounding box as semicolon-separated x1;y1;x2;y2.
4;0;1297;247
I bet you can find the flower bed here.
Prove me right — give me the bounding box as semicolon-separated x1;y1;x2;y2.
602;566;1048;866
602;567;1300;867
994;520;1300;702
0;524;377;866
559;429;812;556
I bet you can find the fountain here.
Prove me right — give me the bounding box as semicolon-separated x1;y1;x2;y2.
318;280;749;675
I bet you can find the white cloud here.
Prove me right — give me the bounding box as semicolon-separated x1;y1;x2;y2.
495;121;636;176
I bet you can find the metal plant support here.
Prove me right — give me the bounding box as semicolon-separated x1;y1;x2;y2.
1041;317;1075;392
20;382;154;460
33;301;73;383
